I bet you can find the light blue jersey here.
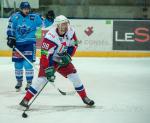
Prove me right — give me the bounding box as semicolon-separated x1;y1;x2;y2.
7;12;42;45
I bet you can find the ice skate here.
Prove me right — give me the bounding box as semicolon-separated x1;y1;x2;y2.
15;81;22;92
82;96;95;106
25;82;31;91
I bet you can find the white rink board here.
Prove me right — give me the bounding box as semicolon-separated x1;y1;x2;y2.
70;19;113;51
0;18;8;50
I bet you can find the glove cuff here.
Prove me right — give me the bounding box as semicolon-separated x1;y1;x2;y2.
7;36;16;40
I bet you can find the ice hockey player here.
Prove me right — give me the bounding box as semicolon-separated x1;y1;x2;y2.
43;10;55;28
35;10;55;39
7;1;42;91
20;15;95;107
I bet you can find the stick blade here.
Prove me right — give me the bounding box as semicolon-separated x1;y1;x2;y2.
58;89;76;95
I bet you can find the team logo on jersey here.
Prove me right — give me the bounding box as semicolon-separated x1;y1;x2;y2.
17;25;30;36
30;15;35;20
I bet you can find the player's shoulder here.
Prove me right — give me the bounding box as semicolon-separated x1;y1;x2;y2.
29;12;41;17
12;12;21;16
69;26;75;31
8;12;23;22
45;27;59;43
10;12;21;20
28;12;42;21
67;26;76;37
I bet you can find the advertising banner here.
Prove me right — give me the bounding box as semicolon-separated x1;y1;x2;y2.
113;20;150;51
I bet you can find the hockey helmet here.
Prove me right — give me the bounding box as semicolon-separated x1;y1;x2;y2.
54;15;69;25
54;15;69;35
46;10;55;20
20;2;31;10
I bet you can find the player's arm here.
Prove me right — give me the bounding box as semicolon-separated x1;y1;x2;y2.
34;14;43;39
7;14;16;37
35;14;43;27
40;38;57;69
40;38;57;82
67;32;78;57
6;14;17;48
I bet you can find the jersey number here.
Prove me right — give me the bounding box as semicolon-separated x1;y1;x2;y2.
42;42;49;50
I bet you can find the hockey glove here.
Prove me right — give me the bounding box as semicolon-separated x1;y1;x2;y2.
58;52;72;67
7;36;16;48
45;66;56;82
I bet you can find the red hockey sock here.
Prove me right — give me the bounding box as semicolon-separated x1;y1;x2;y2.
77;89;87;99
24;91;34;101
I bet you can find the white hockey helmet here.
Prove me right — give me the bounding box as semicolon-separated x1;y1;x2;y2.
54;15;69;35
54;15;69;24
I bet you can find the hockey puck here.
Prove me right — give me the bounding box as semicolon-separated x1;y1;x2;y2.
22;112;28;118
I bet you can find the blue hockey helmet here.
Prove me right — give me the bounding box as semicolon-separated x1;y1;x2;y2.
19;2;31;10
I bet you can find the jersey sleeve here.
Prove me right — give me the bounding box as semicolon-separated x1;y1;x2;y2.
7;13;17;37
35;14;42;27
40;38;58;69
67;32;78;57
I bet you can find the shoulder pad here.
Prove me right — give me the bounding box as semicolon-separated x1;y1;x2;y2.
67;26;75;39
45;28;59;44
10;12;20;21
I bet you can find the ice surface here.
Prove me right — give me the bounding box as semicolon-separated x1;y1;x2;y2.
0;57;150;123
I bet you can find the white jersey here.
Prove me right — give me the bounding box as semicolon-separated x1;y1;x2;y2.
43;26;77;62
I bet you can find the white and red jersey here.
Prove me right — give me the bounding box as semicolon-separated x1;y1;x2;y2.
40;26;78;69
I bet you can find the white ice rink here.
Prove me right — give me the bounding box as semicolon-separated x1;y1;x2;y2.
0;57;150;123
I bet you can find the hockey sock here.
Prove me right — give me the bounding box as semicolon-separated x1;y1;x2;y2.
24;86;37;101
24;77;47;101
25;69;34;82
67;73;87;99
15;69;23;81
75;85;87;99
24;91;34;101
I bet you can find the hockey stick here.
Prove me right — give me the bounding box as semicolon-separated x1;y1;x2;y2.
14;47;76;96
50;83;76;95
